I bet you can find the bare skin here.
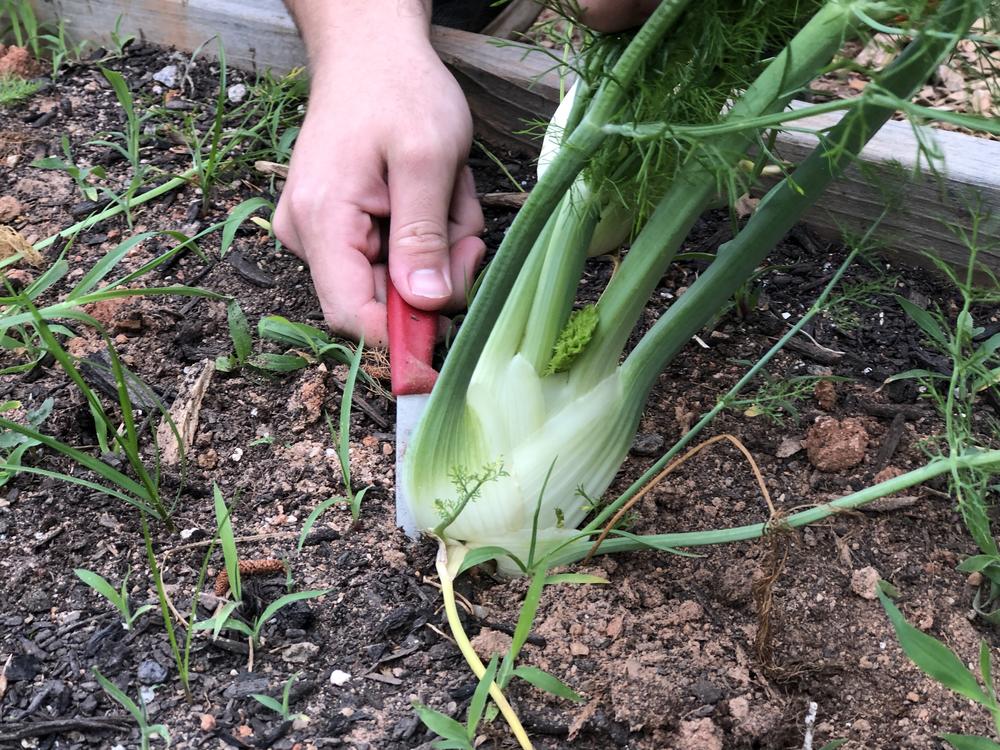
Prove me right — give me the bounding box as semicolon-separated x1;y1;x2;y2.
277;0;656;346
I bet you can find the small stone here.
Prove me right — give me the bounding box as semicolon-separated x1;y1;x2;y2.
569;642;590;656
329;669;351;687
814;380;837;410
227;83;248;103
853;718;872;733
803;417;868;472
906;691;920;703
281;641;319;664
137;659;168;685
0;195;22;223
630;432;665;457
967;571;984;587
152;64;178;88
197;449;218;470
851;566;881;600
200;713;217;731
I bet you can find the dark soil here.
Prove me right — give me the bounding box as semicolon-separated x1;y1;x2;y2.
2;42;999;750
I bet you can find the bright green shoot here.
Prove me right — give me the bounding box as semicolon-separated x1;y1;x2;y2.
192;588;330;647
298;339;371;549
32;134;109;203
414;655;500;750
0;397;51;486
89;68;149;227
251;672;308;722
93;667;171;750
0;0;41;56
74;567;156;631
878;582;1000;747
213;483;242;602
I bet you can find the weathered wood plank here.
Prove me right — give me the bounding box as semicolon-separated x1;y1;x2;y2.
32;0;306;73
761;104;1000;272
431;26;565;153
29;0;1000;270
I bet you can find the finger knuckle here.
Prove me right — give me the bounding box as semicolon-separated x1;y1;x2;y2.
392;219;449;257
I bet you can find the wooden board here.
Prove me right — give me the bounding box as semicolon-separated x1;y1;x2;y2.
28;0;1000;271
32;0;306;73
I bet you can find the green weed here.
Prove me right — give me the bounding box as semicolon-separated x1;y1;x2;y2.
251;673;307;722
0;74;41;107
298;341;371;547
93;667;171;749
74;567;156;631
879;582;1000;747
887;212;1000;618
0;397;51;486
33;134;109;203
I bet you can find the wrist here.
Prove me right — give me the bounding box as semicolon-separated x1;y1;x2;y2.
289;0;433;66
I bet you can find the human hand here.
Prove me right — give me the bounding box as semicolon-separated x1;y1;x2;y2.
274;12;485;347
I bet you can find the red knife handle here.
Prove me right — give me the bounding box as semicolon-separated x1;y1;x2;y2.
387;279;439;396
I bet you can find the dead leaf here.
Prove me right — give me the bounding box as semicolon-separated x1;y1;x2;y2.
0;225;42;266
157;360;215;465
937;63;965;92
775;437;803;458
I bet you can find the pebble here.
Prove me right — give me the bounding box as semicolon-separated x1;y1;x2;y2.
967;571;984;587
630;432;665;457
281;641;319;664
227;83;248;103
152;64;178;88
329;669;351;686
200;713;216;731
137;659;168;685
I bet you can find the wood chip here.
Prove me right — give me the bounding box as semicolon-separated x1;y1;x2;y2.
157;360;214;466
254;160;289;179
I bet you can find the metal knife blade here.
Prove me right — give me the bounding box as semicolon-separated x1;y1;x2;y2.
387;280;438;538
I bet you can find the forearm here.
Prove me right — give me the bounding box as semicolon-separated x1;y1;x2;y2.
284;1;432;65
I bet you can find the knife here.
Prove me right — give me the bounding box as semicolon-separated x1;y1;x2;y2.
387;280;439;538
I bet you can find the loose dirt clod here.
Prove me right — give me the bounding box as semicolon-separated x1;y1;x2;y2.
0;45;36;77
0;196;21;223
813;379;837;410
803;416;869;471
851;566;881;600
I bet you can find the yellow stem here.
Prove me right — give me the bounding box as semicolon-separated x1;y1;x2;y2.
435;542;533;750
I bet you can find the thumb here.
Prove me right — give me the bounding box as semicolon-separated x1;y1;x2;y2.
387;156;455;311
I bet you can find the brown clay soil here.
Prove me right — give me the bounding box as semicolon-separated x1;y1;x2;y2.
2;41;1000;750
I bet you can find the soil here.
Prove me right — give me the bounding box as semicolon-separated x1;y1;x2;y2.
2;41;1000;750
